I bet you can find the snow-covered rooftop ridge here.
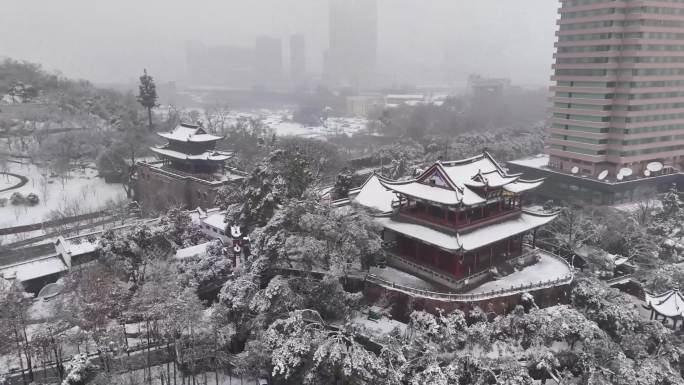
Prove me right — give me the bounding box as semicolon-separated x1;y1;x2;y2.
150;146;232;161
376;210;558;252
174;242;212;260
203;212;227;230
157;123;223;143
0;255;68;282
377;152;542;207
645;289;684;318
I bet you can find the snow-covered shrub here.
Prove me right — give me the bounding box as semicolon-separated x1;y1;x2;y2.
25;192;39;206
0;198;6;207
61;353;97;385
467;306;487;324
9;191;25;205
521;292;538;312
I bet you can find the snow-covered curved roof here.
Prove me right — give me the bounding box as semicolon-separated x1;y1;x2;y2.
645;289;684;318
157;123;223;143
379;178;469;205
503;179;545;194
376;210;557;252
377;152;539;207
352;174;397;214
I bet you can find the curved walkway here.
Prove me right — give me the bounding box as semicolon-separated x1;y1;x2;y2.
367;248;574;302
0;172;28;193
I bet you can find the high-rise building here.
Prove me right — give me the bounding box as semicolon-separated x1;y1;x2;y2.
290;34;306;79
185;41;254;87
254;36;283;85
324;0;378;87
548;0;684;178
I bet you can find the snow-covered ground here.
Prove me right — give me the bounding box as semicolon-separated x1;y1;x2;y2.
263;115;369;139
0;160;126;228
612;199;662;213
467;252;571;294
183;107;370;139
0;173;22;191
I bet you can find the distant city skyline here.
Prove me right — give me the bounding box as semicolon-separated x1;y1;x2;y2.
0;0;559;87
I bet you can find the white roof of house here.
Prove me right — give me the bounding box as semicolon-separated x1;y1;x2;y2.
645;289;684;318
386;94;424;100
352;174;397;213
157;123;223;143
376;210;557;252
175;242;211;260
1;256;68;282
203;212;226;230
378;152;536;207
190;207;222;224
55;236;97;266
150;146;232;161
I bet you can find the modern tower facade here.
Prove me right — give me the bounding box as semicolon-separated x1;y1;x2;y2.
254;36;283;85
549;0;684;177
290;34;306;79
324;0;378;87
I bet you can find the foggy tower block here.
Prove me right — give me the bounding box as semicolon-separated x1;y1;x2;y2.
185;41;254;87
324;0;378;88
254;35;283;85
290;34;306;79
548;0;684;177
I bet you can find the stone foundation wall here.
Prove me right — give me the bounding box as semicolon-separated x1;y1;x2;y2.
363;280;572;322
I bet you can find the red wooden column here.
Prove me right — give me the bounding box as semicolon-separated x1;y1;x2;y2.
432;248;439;268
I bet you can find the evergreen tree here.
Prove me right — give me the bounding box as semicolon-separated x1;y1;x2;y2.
137;69;158;131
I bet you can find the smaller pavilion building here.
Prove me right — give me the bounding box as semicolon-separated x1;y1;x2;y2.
134;123;246;212
645;288;684;330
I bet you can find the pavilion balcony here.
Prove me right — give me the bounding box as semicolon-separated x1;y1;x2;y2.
396;205;522;233
382;242;539;292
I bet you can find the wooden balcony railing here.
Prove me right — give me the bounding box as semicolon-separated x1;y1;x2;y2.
397;207;522;234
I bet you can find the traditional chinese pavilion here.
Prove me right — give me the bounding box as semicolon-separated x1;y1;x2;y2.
645;288;684;329
134;123;245;212
357;152;557;286
150;123;232;174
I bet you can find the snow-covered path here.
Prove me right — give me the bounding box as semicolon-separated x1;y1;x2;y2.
467;252;571;294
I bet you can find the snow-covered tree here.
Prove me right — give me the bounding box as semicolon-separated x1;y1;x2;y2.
263;311;322;381
98;224;170;288
137;69;158;131
660;184;682;219
176;240;233;289
252;199;382;274
308;332;391;385
161;207;207;247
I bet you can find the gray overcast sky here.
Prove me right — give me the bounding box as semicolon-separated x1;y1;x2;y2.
0;1;560;87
